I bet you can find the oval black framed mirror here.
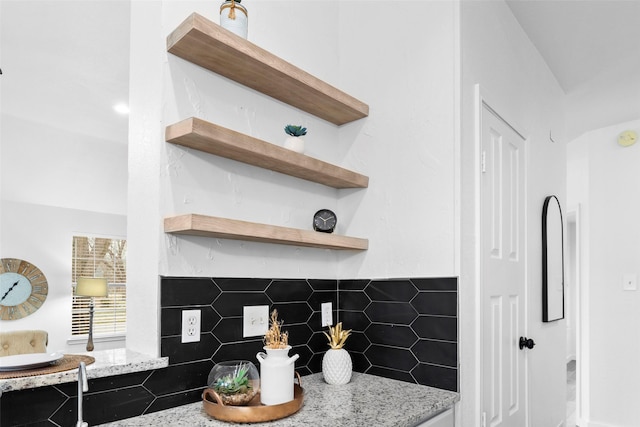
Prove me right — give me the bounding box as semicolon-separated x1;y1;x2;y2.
542;195;565;322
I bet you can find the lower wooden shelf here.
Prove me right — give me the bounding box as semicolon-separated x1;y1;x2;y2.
164;214;368;251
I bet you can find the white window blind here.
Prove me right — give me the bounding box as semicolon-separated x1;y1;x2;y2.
71;236;127;336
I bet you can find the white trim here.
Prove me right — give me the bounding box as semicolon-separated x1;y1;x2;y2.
453;0;462;278
477;88;528;140
523;120;531;427
67;333;126;345
472;83;483;427
450;1;462;425
452;3;462;422
70;232;126;240
566;204;588;424
69;230;126;243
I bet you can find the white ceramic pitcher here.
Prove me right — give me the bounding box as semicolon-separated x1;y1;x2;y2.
256;345;299;405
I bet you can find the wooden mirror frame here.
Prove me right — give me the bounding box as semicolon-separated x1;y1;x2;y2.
542;195;565;322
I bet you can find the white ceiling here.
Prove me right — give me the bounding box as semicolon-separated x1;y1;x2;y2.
506;0;640;95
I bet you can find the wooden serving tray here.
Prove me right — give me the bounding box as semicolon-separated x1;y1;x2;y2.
202;382;304;423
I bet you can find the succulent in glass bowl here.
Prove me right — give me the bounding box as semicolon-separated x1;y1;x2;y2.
207;360;260;406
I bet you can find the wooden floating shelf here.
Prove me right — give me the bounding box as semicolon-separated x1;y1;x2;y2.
165;214;369;251
166;118;369;189
167;13;369;126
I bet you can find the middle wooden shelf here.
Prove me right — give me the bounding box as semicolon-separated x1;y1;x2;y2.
165;117;369;189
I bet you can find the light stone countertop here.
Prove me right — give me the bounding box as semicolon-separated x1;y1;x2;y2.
98;372;459;427
0;348;168;392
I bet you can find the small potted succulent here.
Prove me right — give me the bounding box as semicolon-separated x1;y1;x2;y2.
207;360;260;405
256;310;300;405
322;322;353;385
283;125;307;153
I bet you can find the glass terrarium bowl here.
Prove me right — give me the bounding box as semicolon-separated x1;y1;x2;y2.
207;360;260;406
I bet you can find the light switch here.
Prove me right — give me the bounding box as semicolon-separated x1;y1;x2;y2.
623;274;637;291
243;305;269;337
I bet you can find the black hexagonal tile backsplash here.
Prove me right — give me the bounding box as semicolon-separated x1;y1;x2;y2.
158;276;457;395
2;276;457;427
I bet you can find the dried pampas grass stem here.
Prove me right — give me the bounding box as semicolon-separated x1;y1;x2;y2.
264;309;289;349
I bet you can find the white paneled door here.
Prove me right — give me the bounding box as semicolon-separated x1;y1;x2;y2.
481;102;528;427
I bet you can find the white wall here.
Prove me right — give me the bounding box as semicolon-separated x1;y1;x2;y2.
460;1;567;426
567;118;640;427
0;1;129;350
1;116;128;215
126;0;459;356
336;0;458;279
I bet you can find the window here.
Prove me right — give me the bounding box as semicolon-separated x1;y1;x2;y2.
71;236;127;336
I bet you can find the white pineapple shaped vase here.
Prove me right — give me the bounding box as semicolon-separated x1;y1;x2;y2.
322;348;352;385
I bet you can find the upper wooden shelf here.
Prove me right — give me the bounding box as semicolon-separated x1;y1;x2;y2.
167;13;369;126
166;117;369;189
165;214;369;251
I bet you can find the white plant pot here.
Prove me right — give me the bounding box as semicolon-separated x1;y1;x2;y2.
322;348;352;385
284;136;305;154
220;1;248;39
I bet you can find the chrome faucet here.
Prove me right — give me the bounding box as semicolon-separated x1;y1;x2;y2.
76;361;89;427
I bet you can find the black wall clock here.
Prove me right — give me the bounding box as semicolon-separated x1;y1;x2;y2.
0;258;48;320
313;209;337;233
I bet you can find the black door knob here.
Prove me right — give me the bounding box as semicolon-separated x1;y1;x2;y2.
519;337;535;350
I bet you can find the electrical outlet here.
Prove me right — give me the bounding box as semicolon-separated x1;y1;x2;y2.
321;302;333;327
181;309;201;343
243;305;269;337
